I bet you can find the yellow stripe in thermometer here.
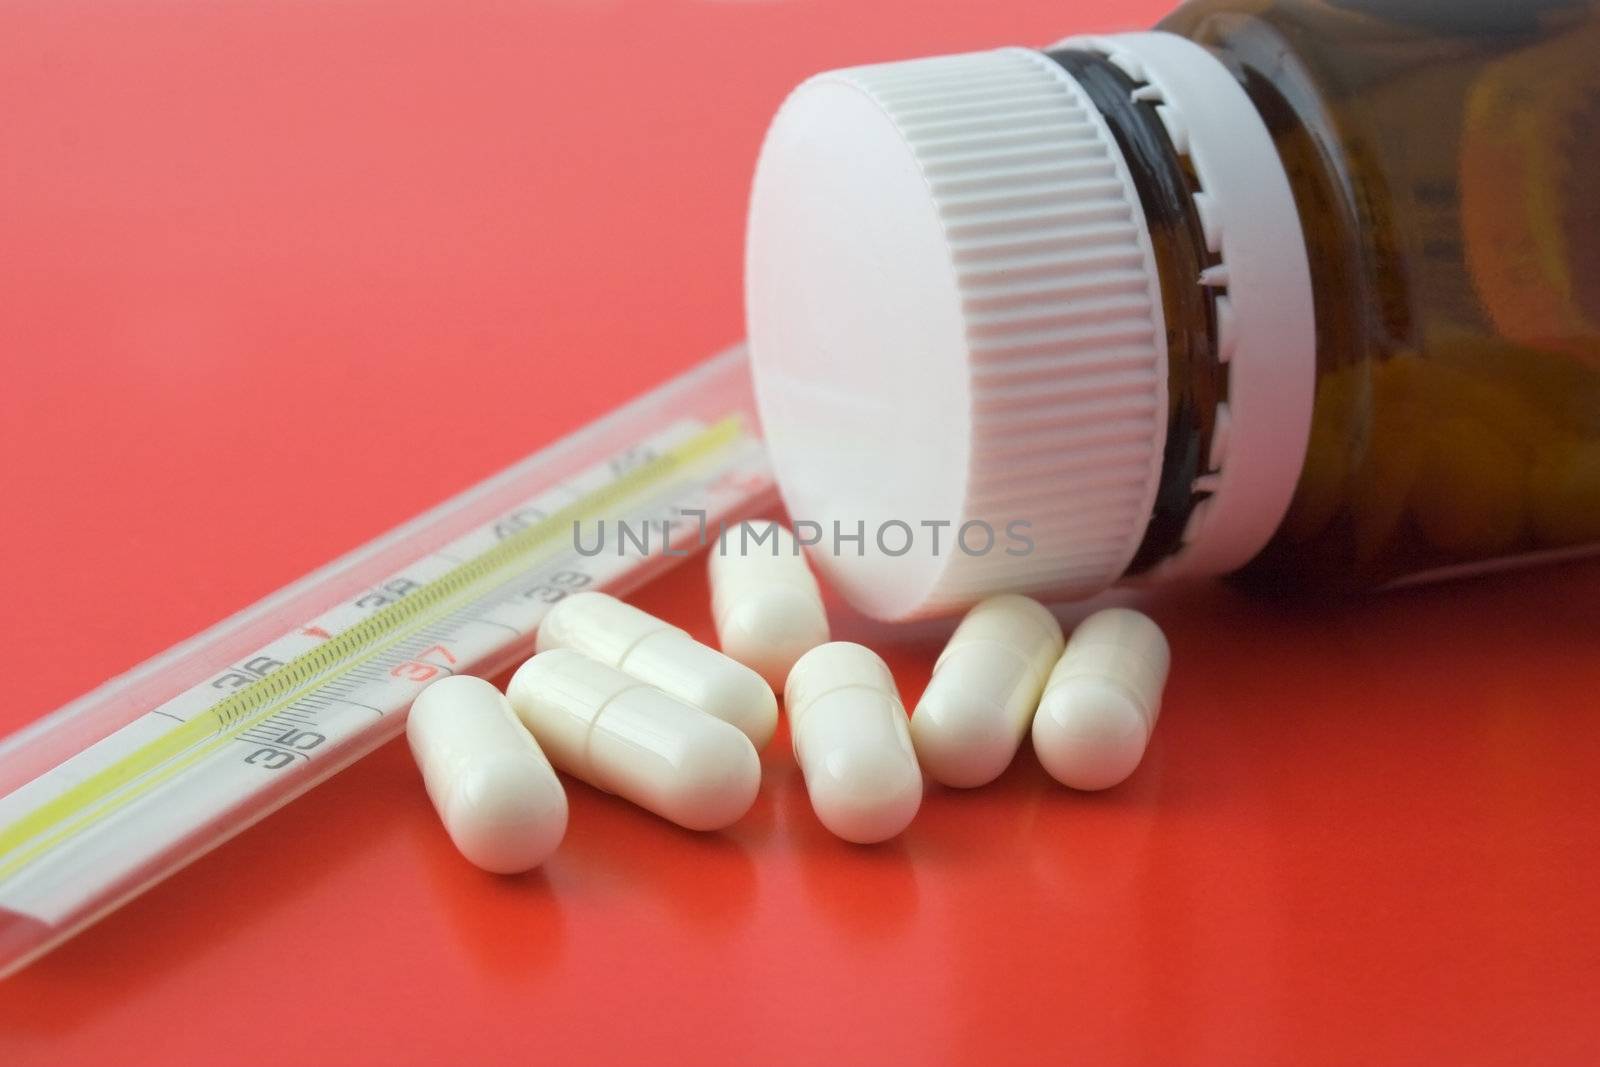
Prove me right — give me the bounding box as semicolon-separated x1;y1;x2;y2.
0;347;774;977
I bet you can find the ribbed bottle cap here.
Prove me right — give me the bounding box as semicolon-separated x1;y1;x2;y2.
746;47;1168;620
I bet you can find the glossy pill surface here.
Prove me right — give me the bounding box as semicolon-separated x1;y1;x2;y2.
785;642;921;844
406;675;568;874
508;648;761;831
1032;608;1170;791
537;591;778;749
709;520;830;689
911;595;1064;788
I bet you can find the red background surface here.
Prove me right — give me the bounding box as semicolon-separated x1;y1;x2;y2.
2;2;1598;1064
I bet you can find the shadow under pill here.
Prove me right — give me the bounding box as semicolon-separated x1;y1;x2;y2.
552;780;761;936
409;809;567;979
779;770;921;939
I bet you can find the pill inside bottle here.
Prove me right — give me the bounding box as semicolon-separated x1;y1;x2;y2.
508;649;761;832
406;675;568;874
537;591;778;750
785;642;922;844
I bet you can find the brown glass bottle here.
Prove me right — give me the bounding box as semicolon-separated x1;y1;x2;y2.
1160;0;1600;590
745;1;1600;619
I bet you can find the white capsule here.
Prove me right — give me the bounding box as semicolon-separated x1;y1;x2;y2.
911;595;1065;788
536;591;777;750
709;520;830;689
784;642;921;844
406;675;568;874
508;648;761;831
1032;608;1170;791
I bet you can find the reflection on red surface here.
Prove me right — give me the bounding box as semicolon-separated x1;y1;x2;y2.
10;559;1599;1065
1;1;1598;1063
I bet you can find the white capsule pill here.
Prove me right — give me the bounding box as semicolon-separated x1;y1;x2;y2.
1032;608;1170;791
911;594;1065;788
784;642;921;844
709;520;830;689
508;648;761;831
406;675;568;874
535;591;778;749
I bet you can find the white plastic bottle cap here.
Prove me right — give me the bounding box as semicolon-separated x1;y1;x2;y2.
746;36;1314;620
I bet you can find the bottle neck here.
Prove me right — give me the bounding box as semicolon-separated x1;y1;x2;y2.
1045;47;1228;576
1040;33;1318;586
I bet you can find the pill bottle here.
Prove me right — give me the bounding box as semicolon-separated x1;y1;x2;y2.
744;0;1600;620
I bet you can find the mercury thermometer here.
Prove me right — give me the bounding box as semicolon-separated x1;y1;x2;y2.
0;346;774;977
